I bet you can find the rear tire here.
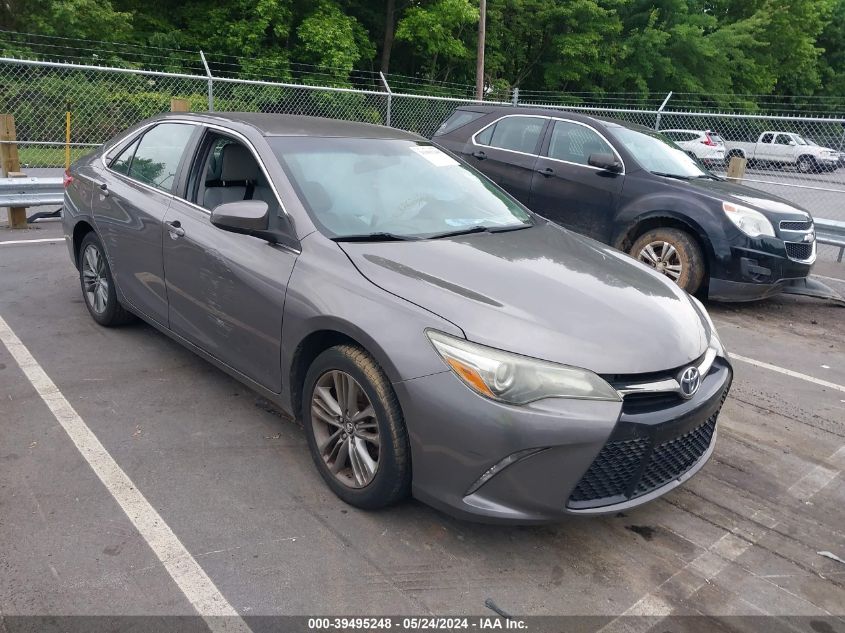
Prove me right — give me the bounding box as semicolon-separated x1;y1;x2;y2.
302;344;411;510
630;228;706;294
78;232;135;326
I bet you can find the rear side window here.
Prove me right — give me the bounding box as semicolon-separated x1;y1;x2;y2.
760;133;774;143
127;123;195;192
546;120;614;166
435;110;485;136
476;116;545;154
110;138;139;175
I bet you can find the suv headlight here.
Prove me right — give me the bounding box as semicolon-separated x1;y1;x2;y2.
722;202;775;237
426;330;620;404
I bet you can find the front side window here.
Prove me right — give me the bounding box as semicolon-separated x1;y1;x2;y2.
476;116;545;154
127;123;195;192
775;134;794;146
547;120;615;166
271;138;531;239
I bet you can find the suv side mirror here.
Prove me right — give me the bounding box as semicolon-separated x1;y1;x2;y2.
588;153;623;173
211;200;276;242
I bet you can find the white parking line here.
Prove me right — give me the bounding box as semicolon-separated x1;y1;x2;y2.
0;314;252;633
0;237;64;245
812;273;845;285
599;443;844;630
730;353;845;393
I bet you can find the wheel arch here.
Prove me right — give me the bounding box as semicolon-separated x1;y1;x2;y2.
71;220;98;269
287;322;402;423
613;212;715;282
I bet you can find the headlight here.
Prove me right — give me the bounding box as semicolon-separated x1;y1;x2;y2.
722;201;775;237
426;330;621;404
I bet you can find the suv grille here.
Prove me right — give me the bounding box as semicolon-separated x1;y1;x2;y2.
780;220;812;231
785;241;814;261
568;385;729;508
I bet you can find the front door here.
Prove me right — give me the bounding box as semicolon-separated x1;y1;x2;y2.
162;132;297;392
92;122;199;326
529;119;623;242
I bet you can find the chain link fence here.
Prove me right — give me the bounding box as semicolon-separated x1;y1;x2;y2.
1;55;843;262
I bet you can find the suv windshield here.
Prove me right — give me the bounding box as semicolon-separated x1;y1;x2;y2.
607;126;710;178
270;137;531;239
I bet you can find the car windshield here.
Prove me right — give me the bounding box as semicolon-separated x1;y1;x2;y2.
269;137;531;239
793;135;809;145
607;126;710;178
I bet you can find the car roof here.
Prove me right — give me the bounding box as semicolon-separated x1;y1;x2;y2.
453;104;654;133
154;111;424;141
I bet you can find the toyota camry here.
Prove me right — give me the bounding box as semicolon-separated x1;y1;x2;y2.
62;113;732;523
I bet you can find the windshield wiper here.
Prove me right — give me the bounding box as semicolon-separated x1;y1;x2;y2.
651;172;692;180
332;232;418;242
429;223;531;239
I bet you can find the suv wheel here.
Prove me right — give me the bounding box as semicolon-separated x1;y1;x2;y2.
630;228;705;294
302;344;411;509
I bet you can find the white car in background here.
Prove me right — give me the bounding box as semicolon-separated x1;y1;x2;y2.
662;129;726;165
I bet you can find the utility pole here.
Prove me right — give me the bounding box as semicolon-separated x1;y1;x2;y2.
475;0;486;100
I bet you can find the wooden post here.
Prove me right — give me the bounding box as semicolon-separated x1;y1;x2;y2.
6;172;28;229
0;114;27;228
726;156;747;183
170;98;190;112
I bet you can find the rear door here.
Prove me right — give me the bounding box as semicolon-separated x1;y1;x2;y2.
91;122;200;326
528;118;623;242
162;129;297;392
464;115;547;204
754;133;776;161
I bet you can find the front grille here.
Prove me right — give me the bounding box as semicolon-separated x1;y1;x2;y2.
785;241;814;261
634;420;716;495
780;220;812;231
568;384;729;508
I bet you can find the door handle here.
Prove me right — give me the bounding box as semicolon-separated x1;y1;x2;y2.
97;182;109;197
471;150;487;160
537;167;555;177
165;220;185;238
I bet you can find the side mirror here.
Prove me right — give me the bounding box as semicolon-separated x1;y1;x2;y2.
588;153;623;173
210;200;275;242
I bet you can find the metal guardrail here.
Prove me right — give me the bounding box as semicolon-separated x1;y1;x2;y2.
816;218;845;262
0;175;62;207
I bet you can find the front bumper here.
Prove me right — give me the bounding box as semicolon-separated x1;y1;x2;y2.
395;357;732;524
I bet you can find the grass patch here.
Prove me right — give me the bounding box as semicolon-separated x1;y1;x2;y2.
18;145;97;169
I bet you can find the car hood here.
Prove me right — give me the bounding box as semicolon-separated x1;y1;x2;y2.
684;177;813;221
339;222;709;375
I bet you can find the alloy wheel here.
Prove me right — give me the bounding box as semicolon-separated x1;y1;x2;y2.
637;240;683;282
81;244;109;314
310;370;380;489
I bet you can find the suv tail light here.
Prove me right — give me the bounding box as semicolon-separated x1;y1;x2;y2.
63;170;74;188
701;132;716;147
701;132;717;147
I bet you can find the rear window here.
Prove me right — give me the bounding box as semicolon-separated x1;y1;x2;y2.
434;110;485;136
710;134;724;143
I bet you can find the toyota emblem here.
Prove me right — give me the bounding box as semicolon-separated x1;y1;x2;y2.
679;366;701;399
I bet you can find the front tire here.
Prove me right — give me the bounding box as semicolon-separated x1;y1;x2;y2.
302;344;411;510
78;232;135;326
797;156;817;174
630;228;706;294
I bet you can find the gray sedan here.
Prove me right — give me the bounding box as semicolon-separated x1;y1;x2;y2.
62;113;732;523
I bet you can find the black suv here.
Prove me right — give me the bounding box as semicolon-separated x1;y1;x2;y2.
434;105;817;301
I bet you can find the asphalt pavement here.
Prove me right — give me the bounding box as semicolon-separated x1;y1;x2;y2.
1;222;844;628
